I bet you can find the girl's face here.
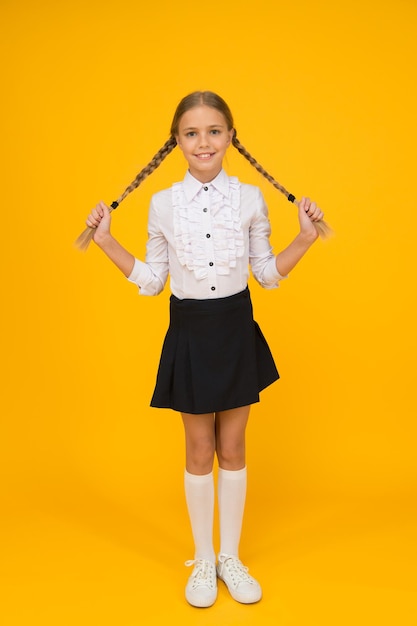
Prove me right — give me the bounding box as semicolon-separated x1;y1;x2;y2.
176;105;233;183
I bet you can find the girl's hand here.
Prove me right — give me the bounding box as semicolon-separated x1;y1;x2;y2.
86;201;112;244
298;196;324;241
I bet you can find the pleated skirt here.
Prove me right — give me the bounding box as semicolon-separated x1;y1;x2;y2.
150;287;279;414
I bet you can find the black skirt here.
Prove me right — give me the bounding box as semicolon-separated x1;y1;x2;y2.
150;287;279;414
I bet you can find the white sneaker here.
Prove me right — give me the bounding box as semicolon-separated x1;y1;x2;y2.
185;559;217;608
217;554;262;604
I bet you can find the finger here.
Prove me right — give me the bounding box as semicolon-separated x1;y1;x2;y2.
89;215;101;227
306;201;317;217
86;208;102;228
305;201;324;222
310;206;324;221
93;205;104;218
98;200;110;214
86;215;99;228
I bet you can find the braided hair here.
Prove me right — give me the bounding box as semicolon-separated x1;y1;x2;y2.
231;133;293;199
76;91;326;250
114;136;177;205
114;90;293;207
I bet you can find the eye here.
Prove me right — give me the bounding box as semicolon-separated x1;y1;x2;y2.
210;129;220;135
186;131;197;137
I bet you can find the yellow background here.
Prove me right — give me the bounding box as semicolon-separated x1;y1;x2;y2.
1;0;416;624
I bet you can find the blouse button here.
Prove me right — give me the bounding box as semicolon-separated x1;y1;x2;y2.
211;286;216;291
203;186;209;191
206;233;211;238
203;207;208;212
209;262;214;267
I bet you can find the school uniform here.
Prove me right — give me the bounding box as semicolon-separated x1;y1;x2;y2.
127;168;286;414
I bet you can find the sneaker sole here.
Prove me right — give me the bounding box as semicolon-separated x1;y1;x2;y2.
217;574;262;604
185;590;218;608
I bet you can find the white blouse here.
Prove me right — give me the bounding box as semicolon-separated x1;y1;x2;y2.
127;169;286;299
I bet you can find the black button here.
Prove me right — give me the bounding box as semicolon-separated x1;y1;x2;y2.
203;208;208;212
209;262;214;266
203;186;209;191
206;233;211;238
211;286;216;291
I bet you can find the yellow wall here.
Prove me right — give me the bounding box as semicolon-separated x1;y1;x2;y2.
1;0;416;624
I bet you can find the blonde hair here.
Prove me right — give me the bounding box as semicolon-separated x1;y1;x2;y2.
111;90;293;207
76;91;329;250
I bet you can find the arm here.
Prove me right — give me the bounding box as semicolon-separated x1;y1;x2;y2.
249;189;323;288
275;197;324;276
86;201;135;276
86;200;169;295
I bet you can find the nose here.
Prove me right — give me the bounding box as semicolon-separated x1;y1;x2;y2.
199;132;210;147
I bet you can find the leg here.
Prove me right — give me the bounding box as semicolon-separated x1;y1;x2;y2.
215;405;262;603
215;405;250;557
182;412;216;475
181;412;217;607
181;412;216;561
215;405;250;470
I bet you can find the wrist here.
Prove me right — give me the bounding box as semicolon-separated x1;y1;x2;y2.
297;229;319;246
93;230;114;249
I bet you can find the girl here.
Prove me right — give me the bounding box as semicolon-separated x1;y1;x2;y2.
85;91;324;608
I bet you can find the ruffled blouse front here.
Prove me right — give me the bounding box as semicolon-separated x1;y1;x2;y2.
127;169;285;298
172;176;244;281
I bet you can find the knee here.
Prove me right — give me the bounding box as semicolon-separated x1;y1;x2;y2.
186;436;216;473
216;440;245;470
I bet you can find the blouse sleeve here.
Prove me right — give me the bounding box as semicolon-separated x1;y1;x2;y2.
249;188;287;289
126;197;169;296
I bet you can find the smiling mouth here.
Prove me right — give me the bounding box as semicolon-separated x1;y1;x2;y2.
195;153;214;160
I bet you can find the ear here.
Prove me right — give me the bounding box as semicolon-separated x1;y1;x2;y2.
175;135;182;150
227;129;234;145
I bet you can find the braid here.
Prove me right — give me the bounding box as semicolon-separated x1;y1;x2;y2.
75;136;177;251
232;132;291;199
232;131;332;239
114;136;177;205
76;95;331;252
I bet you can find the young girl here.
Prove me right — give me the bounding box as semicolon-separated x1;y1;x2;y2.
85;91;324;608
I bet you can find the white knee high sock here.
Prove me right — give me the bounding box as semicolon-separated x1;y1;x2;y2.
184;470;215;563
218;466;247;557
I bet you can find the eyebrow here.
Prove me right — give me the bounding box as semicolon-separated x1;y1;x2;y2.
182;124;225;131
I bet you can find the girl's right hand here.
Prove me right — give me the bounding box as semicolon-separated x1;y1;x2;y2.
86;201;112;243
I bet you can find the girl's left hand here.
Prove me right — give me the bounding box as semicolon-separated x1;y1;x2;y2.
298;197;324;240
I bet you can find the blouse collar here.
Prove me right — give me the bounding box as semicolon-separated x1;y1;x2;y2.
182;169;230;203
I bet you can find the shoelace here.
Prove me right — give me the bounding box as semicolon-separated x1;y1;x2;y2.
185;559;216;589
218;555;255;586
